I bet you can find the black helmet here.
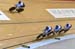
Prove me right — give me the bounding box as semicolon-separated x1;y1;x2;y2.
18;1;21;4
46;26;49;29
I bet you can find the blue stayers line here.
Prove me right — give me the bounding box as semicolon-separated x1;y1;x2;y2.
16;34;75;49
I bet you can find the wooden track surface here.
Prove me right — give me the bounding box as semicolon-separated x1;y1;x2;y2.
0;0;75;49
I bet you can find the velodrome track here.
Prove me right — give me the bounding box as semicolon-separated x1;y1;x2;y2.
0;0;75;49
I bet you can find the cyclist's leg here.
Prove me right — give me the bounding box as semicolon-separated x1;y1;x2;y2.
37;33;43;39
